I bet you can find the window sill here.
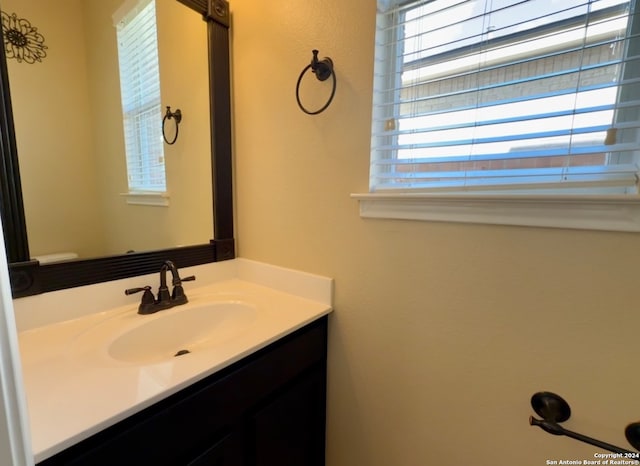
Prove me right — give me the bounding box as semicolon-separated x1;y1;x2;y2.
121;192;169;207
350;193;640;232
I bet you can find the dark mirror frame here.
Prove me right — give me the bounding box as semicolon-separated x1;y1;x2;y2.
0;0;235;298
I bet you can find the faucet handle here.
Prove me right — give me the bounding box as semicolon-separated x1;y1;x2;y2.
124;286;157;315
171;275;196;304
170;272;195;286
125;285;152;297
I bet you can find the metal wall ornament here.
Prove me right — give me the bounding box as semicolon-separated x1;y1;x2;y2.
1;11;47;64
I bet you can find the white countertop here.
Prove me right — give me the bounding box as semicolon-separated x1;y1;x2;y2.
14;259;333;463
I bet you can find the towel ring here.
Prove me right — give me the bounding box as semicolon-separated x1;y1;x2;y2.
296;50;336;115
162;106;182;145
529;391;640;455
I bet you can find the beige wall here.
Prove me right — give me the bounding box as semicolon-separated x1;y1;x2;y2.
231;1;640;465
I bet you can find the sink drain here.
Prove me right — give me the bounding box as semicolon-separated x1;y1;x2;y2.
174;349;190;357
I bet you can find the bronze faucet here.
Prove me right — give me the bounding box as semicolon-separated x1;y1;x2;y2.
125;260;196;314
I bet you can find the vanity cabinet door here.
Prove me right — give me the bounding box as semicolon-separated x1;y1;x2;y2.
187;432;243;466
251;366;326;466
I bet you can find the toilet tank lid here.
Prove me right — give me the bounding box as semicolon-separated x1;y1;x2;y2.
32;252;78;264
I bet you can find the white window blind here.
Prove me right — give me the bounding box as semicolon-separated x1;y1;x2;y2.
115;0;166;193
370;0;640;194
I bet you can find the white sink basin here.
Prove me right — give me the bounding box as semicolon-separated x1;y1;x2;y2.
108;302;257;364
72;301;258;365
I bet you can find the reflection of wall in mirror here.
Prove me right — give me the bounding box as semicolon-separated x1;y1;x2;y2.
4;0;213;260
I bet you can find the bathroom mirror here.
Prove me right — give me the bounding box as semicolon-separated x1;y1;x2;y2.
6;0;213;261
0;0;234;297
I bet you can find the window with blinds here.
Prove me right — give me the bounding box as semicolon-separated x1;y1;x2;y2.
370;0;640;194
115;0;166;193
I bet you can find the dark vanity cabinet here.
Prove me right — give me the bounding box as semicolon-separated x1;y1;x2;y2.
38;316;328;466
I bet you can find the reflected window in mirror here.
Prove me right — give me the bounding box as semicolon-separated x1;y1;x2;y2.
114;0;167;202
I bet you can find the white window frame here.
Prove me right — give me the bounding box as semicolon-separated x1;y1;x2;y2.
354;0;640;232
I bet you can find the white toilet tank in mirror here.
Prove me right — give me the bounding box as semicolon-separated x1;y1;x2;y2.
31;252;78;264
